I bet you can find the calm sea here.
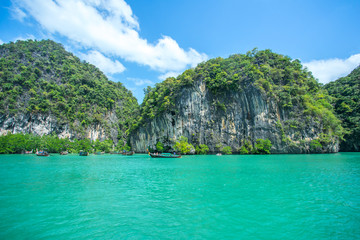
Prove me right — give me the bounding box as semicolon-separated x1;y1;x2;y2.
0;153;359;239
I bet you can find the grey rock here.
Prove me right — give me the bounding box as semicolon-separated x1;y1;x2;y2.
130;78;339;154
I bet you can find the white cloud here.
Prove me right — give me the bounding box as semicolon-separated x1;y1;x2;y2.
158;71;181;80
127;77;154;86
10;6;27;22
0;39;3;45
303;54;360;84
12;0;207;73
80;50;125;74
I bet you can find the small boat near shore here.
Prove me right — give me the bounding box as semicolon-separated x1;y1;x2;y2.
110;151;121;154
79;151;89;156
36;150;49;156
94;152;105;155
60;151;68;155
122;151;135;156
149;153;181;158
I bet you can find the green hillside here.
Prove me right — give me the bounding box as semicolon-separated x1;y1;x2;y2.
135;49;344;141
0;39;139;142
325;66;360;151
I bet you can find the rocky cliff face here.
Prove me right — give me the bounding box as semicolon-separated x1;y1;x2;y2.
0;110;120;142
0;39;139;144
130;78;339;153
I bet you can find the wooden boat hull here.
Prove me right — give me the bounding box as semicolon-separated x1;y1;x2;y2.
149;153;181;158
36;152;49;156
122;151;135;156
79;152;89;156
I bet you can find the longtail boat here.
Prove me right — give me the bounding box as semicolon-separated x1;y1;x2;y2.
149;153;181;158
122;151;134;156
79;151;89;156
36;150;49;156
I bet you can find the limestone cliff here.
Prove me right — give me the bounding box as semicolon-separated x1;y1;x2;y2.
0;39;138;143
130;50;343;153
0;110;119;142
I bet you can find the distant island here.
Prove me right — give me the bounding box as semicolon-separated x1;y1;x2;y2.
0;40;359;154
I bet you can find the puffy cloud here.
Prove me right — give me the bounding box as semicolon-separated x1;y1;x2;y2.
80;50;125;74
127;77;154;86
11;0;207;73
158;71;181;80
0;39;3;45
10;6;27;22
303;54;360;84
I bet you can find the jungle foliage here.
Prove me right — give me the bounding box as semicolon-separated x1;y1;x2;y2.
135;49;344;141
325;65;360;151
174;136;195;155
195;144;210;155
0;132;130;154
0;40;139;142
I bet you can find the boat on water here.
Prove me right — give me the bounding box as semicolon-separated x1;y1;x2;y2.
122;151;135;156
79;151;89;156
94;152;105;155
110;151;121;154
36;150;49;156
60;151;68;155
24;150;33;154
149;153;181;158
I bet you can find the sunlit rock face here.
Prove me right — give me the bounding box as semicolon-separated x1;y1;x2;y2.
130;78;339;154
0;110;119;143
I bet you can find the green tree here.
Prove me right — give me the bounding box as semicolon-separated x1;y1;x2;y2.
253;139;272;154
239;146;249;154
174;136;195;155
221;146;232;155
156;141;164;152
310;139;322;152
195;144;209;154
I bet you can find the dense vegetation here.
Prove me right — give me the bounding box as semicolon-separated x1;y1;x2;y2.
0;132;131;154
174;136;195;155
325;65;360;151
0;40;139;143
0;40;351;153
134;49;344;150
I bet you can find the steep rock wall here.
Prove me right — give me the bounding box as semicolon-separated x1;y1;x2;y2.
130;79;339;153
0;111;120;143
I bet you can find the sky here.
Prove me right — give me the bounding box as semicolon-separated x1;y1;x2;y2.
0;0;359;102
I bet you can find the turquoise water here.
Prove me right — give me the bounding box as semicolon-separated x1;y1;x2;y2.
0;153;359;239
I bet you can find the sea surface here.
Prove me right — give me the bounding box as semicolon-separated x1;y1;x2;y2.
0;153;359;239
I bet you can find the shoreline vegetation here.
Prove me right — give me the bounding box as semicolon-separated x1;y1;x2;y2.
0;40;358;154
0;132;128;154
0;132;273;155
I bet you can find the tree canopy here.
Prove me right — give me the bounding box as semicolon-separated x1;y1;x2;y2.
325;65;360;151
135;48;344;141
0;39;139;143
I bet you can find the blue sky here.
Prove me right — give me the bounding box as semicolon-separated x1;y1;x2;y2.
1;0;360;102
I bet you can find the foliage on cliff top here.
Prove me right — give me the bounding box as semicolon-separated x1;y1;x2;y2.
135;48;343;139
0;39;139;141
324;65;360;151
